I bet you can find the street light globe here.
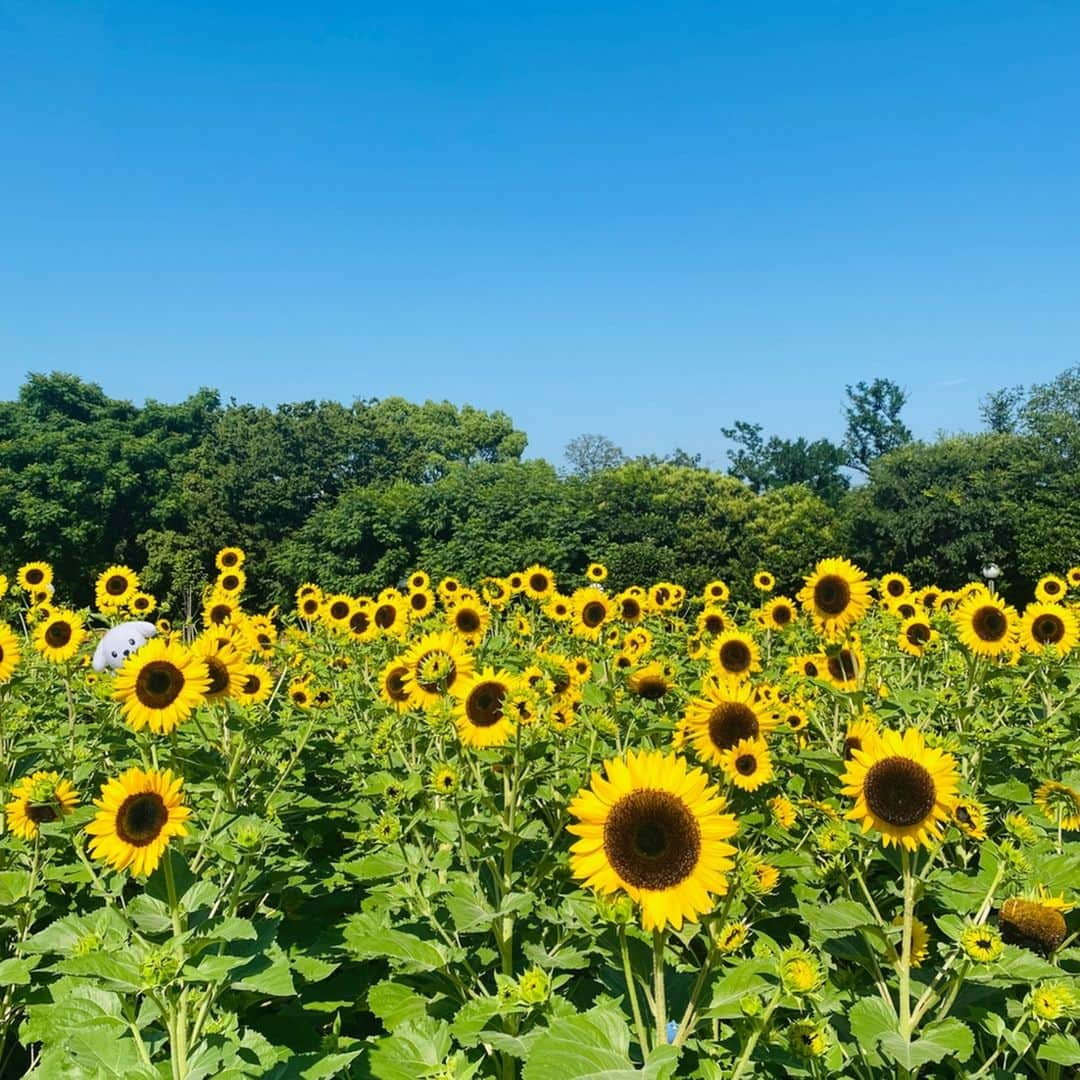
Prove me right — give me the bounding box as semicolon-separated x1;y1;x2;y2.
982;563;1001;581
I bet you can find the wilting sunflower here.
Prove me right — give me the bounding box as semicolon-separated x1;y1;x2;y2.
710;630;761;681
1034;781;1080;831
446;598;490;642
1035;574;1068;603
400;630;475;710
215;546;245;571
522;564;556;600
1020;603;1079;656
95;565;139;609
721;738;773;792
752;570;775;593
586;562;608;582
17;561;53;592
797;557;872;638
953;593;1018;658
189;634;246;702
571;588;612;640
113;638;210;735
33;609;88;664
235;663;272;705
696;607;727;638
898;615;938;657
841;727;959;850
6;771;78;840
567;749;738;931
452;667;517;748
628;661;675;701
0;622;21;682
682;679;778;766
215;568;247;597
999;898;1067;956
86;767;190;877
761;597;797;632
879;572;912;602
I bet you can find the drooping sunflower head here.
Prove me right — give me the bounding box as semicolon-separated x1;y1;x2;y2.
1021;603;1079;655
95;565;139;609
1034;781;1080;831
999;899;1067;956
841;728;959;850
710;630;761;681
5;771;78;840
567;749;738;931
33;609;88;664
86;767;190;877
797;557;872;638
953;594;1018;657
113;637;211;735
682;679;777;766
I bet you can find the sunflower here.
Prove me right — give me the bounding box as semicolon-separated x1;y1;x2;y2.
203;593;238;628
624;626;653;656
235;663;272;705
113;638;210;735
288;679;312;708
586;562;608;582
522;564;556;600
823;641;864;690
628;661;675;701
769;794;798;830
215;546;245;571
5;772;78;840
372;596;408;638
953;593;1018;657
797;557;873;638
647;583;678;612
953;797;988;840
215;568;247;597
446;598;490;642
94;565;139;610
879;572;912;601
297;593;323;620
1035;574;1068;603
696;607;727;638
321;593;353;630
1067;566;1080;589
406;588;436;620
127;591;157;617
703;579;730;604
1020;603;1079;655
841;728;959;850
452;668;517;748
543;594;573;621
17;561;53;592
961;925;1003;963
710;630;761;681
437;576;463;601
344;602;375;643
752;571;775;593
480;577;511;608
682;679;778;766
571;588;612;639
33;609;88;663
890;915;930;968
788;653;825;680
999;899;1067;956
914;586;942;611
189;634;246;702
721;738;773;792
400;631;474;710
567;749;738;931
611;591;644;624
86;767;190;877
1034;781;1080;831
898;615;937;657
0;623;21;682
760;597;797;632
0;574;6;598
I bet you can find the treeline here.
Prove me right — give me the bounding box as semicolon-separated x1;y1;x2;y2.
0;368;1077;612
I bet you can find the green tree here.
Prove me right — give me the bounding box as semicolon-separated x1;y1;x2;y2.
843;377;912;474
721;421;849;504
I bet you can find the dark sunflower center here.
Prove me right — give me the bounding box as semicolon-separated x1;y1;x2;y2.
999;900;1066;955
329;601;350;621
827;650;858;682
703;614;725;634
735;754;757;776
863;756;936;827
105;575;128;596
972;606;1007;642
209;604;231;625
708;702;760;750
410;593;428;611
621;599;641;620
222;552;239;567
956;805;972;825
529;573;548;593
374;604;397;629
1034;615;1064;644
133;597;149;610
906;623;931;645
350;611;371;634
803;660;819;677
25;568;44;585
242;674;262;695
582;601;606;628
887;580;905;597
135;661;184;709
772;605;792;625
897;604;916;619
205;656;230;696
719;641;751;673
465;681;506;727
552;671;571;694
1045;581;1062;595
45;621;73;648
26;803;58;824
815;575;851;616
843;736;862;760
635;676;668;701
455;609;481;634
653;588;670;606
603;789;701;891
302;599;320;616
116;792;168;846
221;574;240;592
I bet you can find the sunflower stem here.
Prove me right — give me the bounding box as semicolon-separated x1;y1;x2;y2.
163;850;189;1079
618;925;650;1059
898;847;915;1039
651;929;667;1049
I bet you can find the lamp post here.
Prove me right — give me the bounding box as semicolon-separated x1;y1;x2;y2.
982;563;1001;594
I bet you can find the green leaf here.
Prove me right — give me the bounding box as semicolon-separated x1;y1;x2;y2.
1037;1032;1080;1066
366;1017;453;1080
700;959;775;1019
0;956;36;986
985;779;1031;803
0;871;30;906
523;1005;635;1080
368;980;430;1032
343;915;451;972
55;953;144;992
338;849;407;881
800;899;877;936
452;997;510;1046
443;879;496;934
847;995;896;1047
878;1019;974;1070
232;941;296;996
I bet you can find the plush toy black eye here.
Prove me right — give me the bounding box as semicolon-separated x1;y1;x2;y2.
111;651;118;658
123;649;130;656
129;638;136;646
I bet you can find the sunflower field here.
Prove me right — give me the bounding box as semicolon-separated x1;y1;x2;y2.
1;553;1080;1078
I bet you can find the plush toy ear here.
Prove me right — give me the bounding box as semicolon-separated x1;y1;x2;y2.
131;621;158;639
92;636;111;673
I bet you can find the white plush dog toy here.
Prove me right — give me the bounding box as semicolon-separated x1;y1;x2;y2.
92;621;158;672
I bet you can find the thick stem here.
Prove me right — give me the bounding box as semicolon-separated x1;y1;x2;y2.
618;925;650;1059
652;929;667;1048
898;848;915;1039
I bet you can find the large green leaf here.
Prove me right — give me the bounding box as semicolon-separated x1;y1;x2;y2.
878;1019;974;1071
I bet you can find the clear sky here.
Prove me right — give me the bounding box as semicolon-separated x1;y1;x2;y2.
2;2;1078;467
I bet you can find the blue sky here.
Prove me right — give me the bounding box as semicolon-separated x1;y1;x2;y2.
2;2;1078;467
